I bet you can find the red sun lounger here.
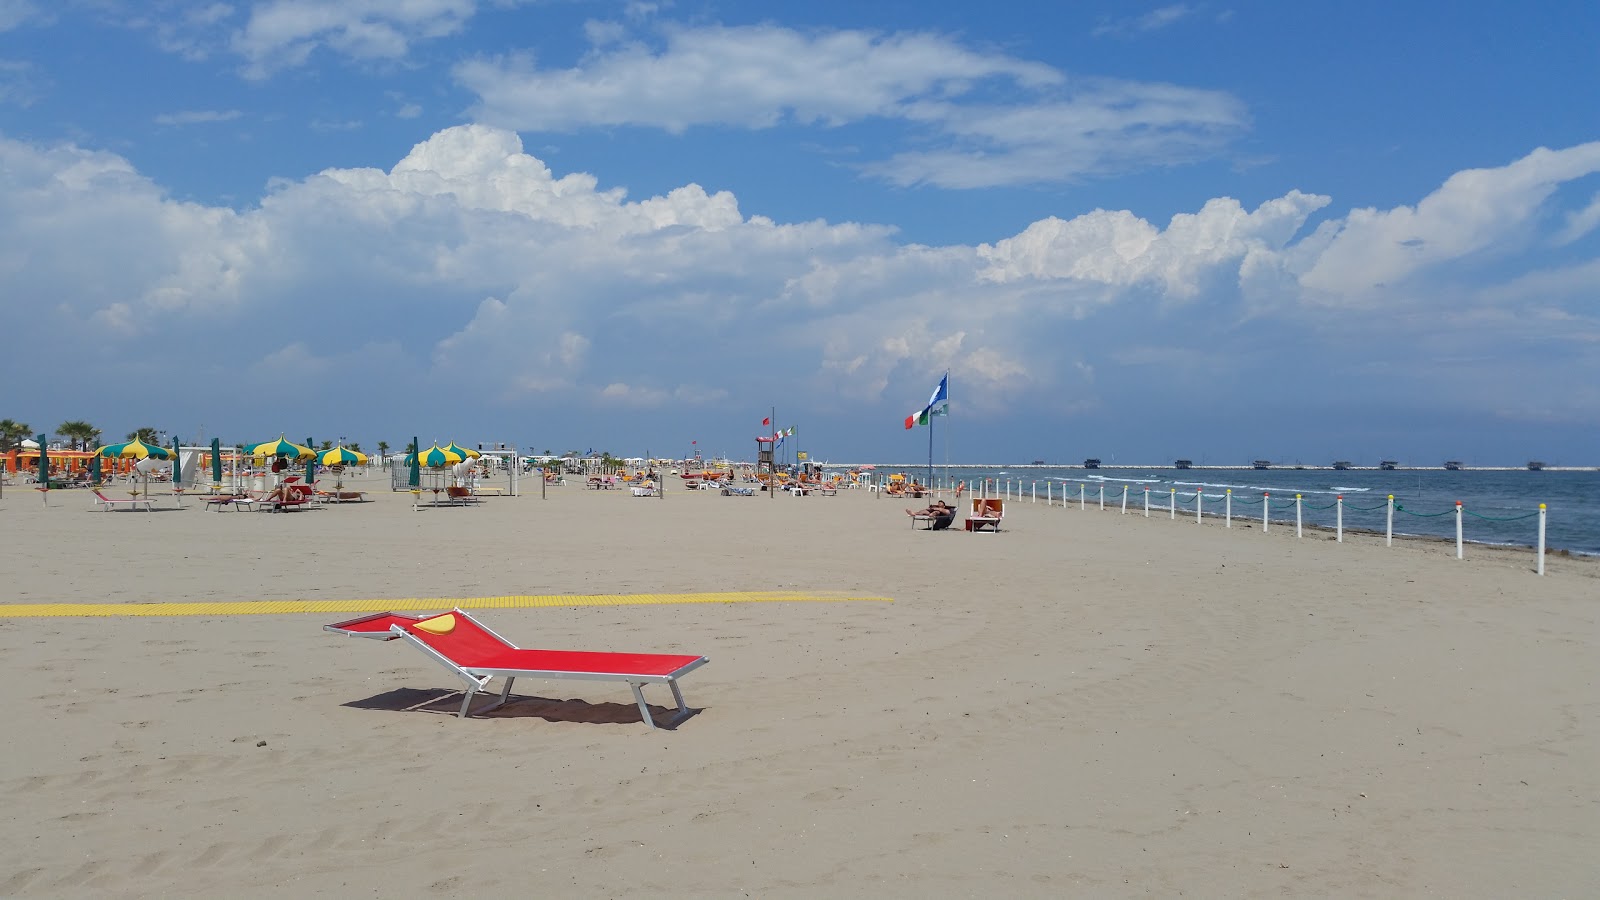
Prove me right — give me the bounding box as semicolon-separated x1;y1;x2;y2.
325;609;708;730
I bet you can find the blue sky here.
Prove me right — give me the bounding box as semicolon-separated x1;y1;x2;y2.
2;1;1597;464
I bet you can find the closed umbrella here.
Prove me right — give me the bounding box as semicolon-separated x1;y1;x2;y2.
305;437;317;488
210;438;222;488
172;437;183;492
408;436;420;488
36;433;48;506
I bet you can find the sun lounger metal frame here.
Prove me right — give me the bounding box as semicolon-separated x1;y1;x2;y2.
325;609;708;730
92;489;155;512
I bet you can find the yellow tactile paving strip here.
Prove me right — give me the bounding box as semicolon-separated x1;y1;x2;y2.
0;591;892;618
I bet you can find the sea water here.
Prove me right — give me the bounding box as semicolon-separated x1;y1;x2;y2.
942;467;1599;556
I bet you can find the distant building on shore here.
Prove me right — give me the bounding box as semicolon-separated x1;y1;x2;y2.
1083;458;1101;469
1332;460;1352;470
1527;460;1546;471
1252;460;1271;470
1380;460;1398;470
1444;460;1465;471
1174;459;1192;469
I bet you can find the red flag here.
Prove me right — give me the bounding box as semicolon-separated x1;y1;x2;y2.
762;417;770;425
691;440;697;445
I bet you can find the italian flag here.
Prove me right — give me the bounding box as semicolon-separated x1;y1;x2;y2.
904;403;947;429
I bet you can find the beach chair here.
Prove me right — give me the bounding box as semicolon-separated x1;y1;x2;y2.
908;507;955;530
965;498;1004;532
325;609;708;729
91;489;155;512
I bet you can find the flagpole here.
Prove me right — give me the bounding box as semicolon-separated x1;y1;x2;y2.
770;406;775;502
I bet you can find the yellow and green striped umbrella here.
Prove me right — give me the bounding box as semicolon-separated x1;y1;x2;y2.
318;445;368;467
95;438;176;461
443;442;482;460
405;444;464;468
245;435;315;461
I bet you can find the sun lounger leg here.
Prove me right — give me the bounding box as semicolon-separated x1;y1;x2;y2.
630;682;657;730
477;677;515;715
669;679;687;717
458;687;478;718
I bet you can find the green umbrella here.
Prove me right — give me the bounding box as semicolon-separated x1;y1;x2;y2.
89;455;101;485
408;436;420;488
210;438;222;486
444;442;482;460
172;437;183;491
36;434;48;500
305;437;316;487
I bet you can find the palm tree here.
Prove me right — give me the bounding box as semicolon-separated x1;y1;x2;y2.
319;439;333;451
0;419;31;452
348;441;363;453
126;427;160;443
58;420;100;451
376;441;389;470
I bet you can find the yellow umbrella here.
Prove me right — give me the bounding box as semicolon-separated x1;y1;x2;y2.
318;445;368;467
444;442;482;460
245;435;315;461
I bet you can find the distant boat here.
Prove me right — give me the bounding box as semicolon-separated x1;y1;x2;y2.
1083;458;1101;469
1332;461;1352;470
1031;459;1046;465
1527;460;1546;471
1174;459;1192;469
1252;460;1271;470
1379;460;1398;470
1444;460;1465;471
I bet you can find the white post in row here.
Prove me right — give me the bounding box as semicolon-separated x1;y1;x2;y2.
1195;488;1203;523
1143;487;1150;517
1262;492;1270;533
1079;484;1086;510
1537;503;1547;576
1336;495;1343;542
1098;484;1105;511
1168;488;1176;520
1047;481;1052;507
1295;494;1303;538
1120;484;1129;515
1031;480;1036;503
1455;501;1464;559
1225;488;1232;528
1386;495;1394;546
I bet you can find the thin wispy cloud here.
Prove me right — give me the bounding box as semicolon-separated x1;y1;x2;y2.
457;23;1246;189
1093;4;1199;38
154;109;242;126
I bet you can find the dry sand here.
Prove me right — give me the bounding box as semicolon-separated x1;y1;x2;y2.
1;476;1596;898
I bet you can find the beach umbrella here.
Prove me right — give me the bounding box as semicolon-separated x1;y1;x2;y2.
318;445;368;467
95;438;176;461
408;436;420;488
305;437;316;486
405;444;464;468
210;438;222;486
444;442;482;460
172;437;183;492
244;435;315;461
89;455;101;485
36;434;48;504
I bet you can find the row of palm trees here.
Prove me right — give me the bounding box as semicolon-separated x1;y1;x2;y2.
0;419;165;453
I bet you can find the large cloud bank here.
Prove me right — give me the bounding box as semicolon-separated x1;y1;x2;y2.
2;126;1597;446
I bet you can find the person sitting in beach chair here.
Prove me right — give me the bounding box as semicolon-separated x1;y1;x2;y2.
906;500;955;530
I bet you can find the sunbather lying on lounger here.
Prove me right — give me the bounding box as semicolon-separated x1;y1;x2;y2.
906;500;953;517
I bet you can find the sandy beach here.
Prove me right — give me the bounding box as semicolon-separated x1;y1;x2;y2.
1;477;1595;898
